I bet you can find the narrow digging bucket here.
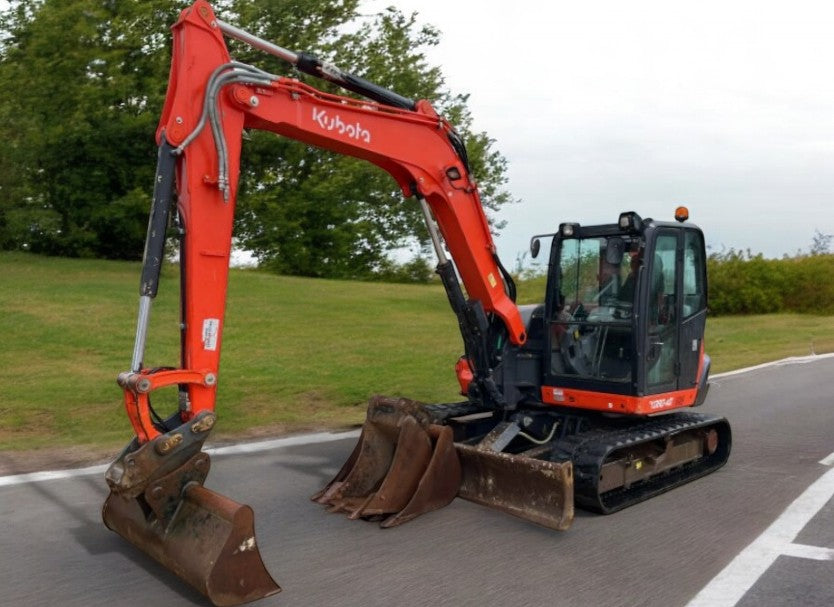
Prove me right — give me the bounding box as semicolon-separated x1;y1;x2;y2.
313;396;460;527
103;456;279;607
457;444;574;530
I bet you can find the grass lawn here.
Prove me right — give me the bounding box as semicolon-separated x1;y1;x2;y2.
2;252;833;454
0;252;461;451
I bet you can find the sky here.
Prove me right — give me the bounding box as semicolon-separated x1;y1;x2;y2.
366;0;834;265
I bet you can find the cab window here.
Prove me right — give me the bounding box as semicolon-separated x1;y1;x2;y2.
682;230;706;318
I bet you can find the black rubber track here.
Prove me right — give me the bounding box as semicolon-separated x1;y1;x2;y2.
551;411;732;513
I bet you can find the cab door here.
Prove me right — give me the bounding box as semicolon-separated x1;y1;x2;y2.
643;231;679;394
641;227;707;396
677;229;708;389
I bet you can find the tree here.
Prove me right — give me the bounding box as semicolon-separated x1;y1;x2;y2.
0;0;185;257
0;0;513;277
810;230;832;256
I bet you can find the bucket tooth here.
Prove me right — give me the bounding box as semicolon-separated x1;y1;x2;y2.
310;430;363;504
344;495;377;519
103;452;280;607
319;416;397;503
380;424;460;528
347;415;432;517
319;413;432;517
315;396;460;527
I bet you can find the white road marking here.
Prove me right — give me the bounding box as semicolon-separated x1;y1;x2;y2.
687;465;834;607
206;429;359;456
819;451;834;467
782;543;834;561
0;463;109;488
0;429;360;488
710;352;834;379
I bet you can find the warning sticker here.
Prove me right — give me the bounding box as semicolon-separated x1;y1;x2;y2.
202;318;220;351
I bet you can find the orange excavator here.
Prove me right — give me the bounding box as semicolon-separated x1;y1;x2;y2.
102;2;731;605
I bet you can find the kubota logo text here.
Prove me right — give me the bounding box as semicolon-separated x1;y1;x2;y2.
312;108;371;143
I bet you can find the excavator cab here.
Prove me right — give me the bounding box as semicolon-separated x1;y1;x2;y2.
541;210;711;413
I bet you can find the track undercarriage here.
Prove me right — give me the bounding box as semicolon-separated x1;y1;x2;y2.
316;396;732;530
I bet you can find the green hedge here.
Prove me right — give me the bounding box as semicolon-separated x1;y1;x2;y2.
707;251;834;315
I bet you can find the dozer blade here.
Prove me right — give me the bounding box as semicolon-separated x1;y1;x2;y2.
103;440;279;606
313;396;461;527
457;444;574;530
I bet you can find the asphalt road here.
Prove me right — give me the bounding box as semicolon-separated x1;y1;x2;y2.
2;356;833;607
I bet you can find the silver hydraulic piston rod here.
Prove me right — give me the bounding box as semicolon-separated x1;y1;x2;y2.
216;19;416;110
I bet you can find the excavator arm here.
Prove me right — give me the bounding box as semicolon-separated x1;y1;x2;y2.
123;1;525;446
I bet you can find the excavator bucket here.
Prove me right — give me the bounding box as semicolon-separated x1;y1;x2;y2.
313;396;461;526
315;396;574;530
102;422;279;607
